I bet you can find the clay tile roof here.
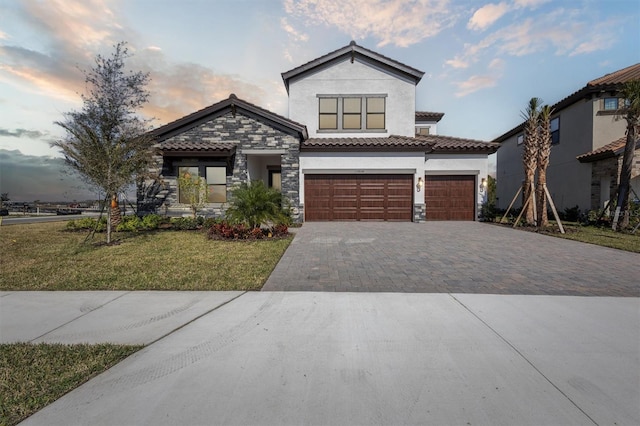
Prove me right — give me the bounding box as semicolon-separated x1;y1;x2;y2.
415;111;445;122
577;136;640;162
281;41;424;92
588;63;640;88
421;135;500;153
301;135;499;153
302;135;433;151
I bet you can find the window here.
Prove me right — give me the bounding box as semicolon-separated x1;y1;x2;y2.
416;127;430;136
603;98;618;111
268;169;282;191
205;166;227;203
319;98;338;129
550;117;560;145
343;98;362;129
366;97;385;129
178;165;226;203
318;95;386;131
517;134;524;145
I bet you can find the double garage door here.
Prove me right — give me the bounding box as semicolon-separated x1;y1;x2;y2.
304;174;413;221
304;174;476;221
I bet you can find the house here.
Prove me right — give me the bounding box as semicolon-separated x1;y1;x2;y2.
138;41;498;222
494;63;640;215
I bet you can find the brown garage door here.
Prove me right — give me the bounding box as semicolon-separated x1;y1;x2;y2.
425;175;476;221
305;174;413;221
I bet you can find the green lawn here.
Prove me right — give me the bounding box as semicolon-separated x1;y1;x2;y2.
0;343;142;426
0;222;292;290
541;223;640;253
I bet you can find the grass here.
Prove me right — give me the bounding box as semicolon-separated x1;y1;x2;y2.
0;222;292;290
541;222;640;253
494;221;640;253
0;343;142;426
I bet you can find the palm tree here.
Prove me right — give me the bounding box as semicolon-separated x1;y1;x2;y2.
225;181;289;228
613;79;640;230
521;97;541;225
536;105;553;228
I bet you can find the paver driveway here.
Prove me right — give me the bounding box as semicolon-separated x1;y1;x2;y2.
263;222;640;295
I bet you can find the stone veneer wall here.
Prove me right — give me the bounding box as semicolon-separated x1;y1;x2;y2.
138;111;302;222
413;204;426;222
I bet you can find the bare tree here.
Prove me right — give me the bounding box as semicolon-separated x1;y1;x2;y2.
611;80;640;230
521;98;541;225
53;42;154;243
536;105;553;228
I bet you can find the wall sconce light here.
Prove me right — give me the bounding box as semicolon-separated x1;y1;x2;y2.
416;177;424;192
480;177;487;193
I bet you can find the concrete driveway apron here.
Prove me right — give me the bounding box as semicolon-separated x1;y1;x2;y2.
263;222;640;295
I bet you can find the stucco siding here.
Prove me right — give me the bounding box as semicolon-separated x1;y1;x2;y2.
288;59;416;138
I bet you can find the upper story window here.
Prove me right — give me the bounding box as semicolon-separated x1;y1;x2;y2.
319;98;338;129
416;126;430;136
603;98;619;111
318;95;386;132
550;117;560;145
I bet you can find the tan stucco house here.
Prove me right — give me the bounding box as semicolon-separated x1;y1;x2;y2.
494;63;640;214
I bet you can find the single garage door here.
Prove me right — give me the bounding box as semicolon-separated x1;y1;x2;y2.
425;175;476;221
304;174;413;221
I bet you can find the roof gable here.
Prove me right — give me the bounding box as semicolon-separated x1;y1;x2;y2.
577;136;640;163
281;41;425;93
150;94;308;142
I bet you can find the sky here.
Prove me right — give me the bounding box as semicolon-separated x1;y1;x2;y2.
0;0;638;202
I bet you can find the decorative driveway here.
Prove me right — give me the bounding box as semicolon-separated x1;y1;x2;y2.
263;222;640;296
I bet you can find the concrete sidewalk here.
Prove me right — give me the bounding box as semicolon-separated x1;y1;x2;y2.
3;292;638;425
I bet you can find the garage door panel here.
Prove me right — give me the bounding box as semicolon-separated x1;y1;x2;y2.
305;174;412;221
425;175;475;221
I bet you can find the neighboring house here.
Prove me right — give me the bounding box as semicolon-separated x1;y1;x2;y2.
139;41;498;222
494;63;640;214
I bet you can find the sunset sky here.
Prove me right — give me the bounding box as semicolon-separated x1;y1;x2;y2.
1;0;638;201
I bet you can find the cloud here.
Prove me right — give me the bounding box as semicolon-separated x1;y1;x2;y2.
467;2;509;31
0;128;49;139
454;74;499;97
280;17;308;43
283;0;457;47
448;9;620;68
1;0;275;127
513;0;551;9
0;30;8;40
0;149;96;202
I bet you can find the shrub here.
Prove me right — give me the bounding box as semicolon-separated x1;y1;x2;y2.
140;213;165;230
207;221;289;241
170;217;201;230
115;215;144;232
480;202;497;222
560;205;581;222
225;181;290;228
65;217;106;232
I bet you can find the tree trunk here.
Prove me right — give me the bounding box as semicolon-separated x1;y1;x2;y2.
523;174;535;225
536;172;548;227
110;194;122;229
614;125;637;230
